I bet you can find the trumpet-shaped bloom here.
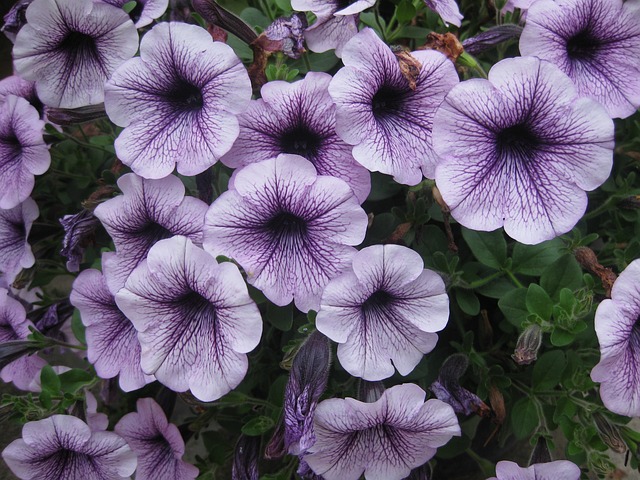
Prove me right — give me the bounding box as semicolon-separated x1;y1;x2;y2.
93;173;208;293
424;0;463;27
0;76;39;110
488;460;581;480
305;383;460;480
520;0;640;119
2;415;136;480
115;236;263;402
100;0;169;27
204;155;368;312
0;198;38;286
115;398;199;480
433;56;614;244
104;22;251;179
591;259;640;417
221;72;371;203
70;268;154;392
0;95;49;209
329;28;459;185
317;245;448;380
13;0;138;109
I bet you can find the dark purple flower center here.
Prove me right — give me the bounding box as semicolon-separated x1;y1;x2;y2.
264;212;308;240
168;80;204;111
138;221;173;245
495;123;539;163
48;449;93;476
279;126;322;160
371;86;405;120
630;319;640;349
58;31;99;63
566;29;600;62
362;289;395;318
177;291;217;323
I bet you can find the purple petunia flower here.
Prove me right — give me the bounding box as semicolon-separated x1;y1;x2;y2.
520;0;640;118
291;0;375;57
13;0;138;109
264;13;308;59
329;28;459;185
433;56;614;244
424;0;463;27
591;259;640;417
0;95;49;209
204;154;368;312
0;76;38;109
487;460;581;480
115;397;199;480
2;0;33;43
317;244;448;380
0;198;38;286
100;0;169;27
115;236;263;402
305;383;460;480
93;172;208;294
430;353;488;416
0;288;46;391
221;72;371;203
104;21;251;179
70;268;154;392
2;415;137;480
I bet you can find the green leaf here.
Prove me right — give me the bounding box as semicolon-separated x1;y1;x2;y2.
498;288;528;326
456;289;480;316
40;365;61;394
511;397;539;439
525;284;553;321
461;228;507;269
58;369;94;394
367;172;403;201
396;26;431;39
241;416;275;436
511;238;563;276
265;302;293;331
540;254;583;300
39;391;52;410
395;0;416;22
477;277;515;299
550;328;574;347
71;309;87;345
274;0;291;11
553;397;577;423
532;350;566;390
122;1;137;13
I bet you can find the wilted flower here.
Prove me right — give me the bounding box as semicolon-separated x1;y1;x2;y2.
13;0;138;109
2;415;136;480
591;259;640;417
520;0;640;119
115;236;263;402
317;244;448;380
264;12;308;59
0;96;49;209
2;0;32;42
433;56;614;244
304;383;460;480
93;172;208;293
70;268;154;392
232;435;260;480
0;198;38;286
100;0;169;27
512;324;543;365
593;413;627;454
329;28;459;185
59;209;100;272
104;21;251;179
487;460;581;480
115;397;199;480
424;0;463;27
204;154;368;312
221;72;371;203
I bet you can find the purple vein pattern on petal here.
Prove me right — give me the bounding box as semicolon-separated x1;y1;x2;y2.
487;459;581;480
329;28;459;185
2;415;137;480
520;0;640;119
0;198;38;286
100;0;169;27
13;0;138;109
433;56;614;245
93;172;208;294
115;236;263;402
221;71;371;203
305;383;461;480
424;0;463;27
317;244;449;380
115;397;199;480
591;259;640;417
104;21;251;179
204;154;368;313
70;268;154;392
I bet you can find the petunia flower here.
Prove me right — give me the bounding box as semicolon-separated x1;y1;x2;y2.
264;12;308;59
487;460;581;480
115;236;263;402
115;397;199;480
0;198;38;286
329;28;459;185
93;172;208;293
304;383;460;480
291;0;376;57
232;435;260;480
70;268;154;392
0;288;46;391
13;0;138;109
519;0;640;119
424;0;463;27
204;154;368;313
0;76;39;111
591;259;640;417
317;244;448;380
100;0;169;28
104;21;251;179
2;0;32;43
2;415;137;480
433;56;614;244
221;72;371;203
0;95;49;209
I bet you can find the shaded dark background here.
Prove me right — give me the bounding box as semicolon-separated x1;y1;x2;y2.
0;1;12;78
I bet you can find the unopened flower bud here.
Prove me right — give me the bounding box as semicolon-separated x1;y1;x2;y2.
512;324;542;365
594;413;627;454
232;434;260;480
462;24;523;55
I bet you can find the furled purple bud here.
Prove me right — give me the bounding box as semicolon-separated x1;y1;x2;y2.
232;434;260;480
60;209;101;272
265;12;308;59
593;413;626;454
430;354;490;417
1;0;32;42
462;24;523;55
191;0;257;44
45;104;107;126
512;324;543;365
